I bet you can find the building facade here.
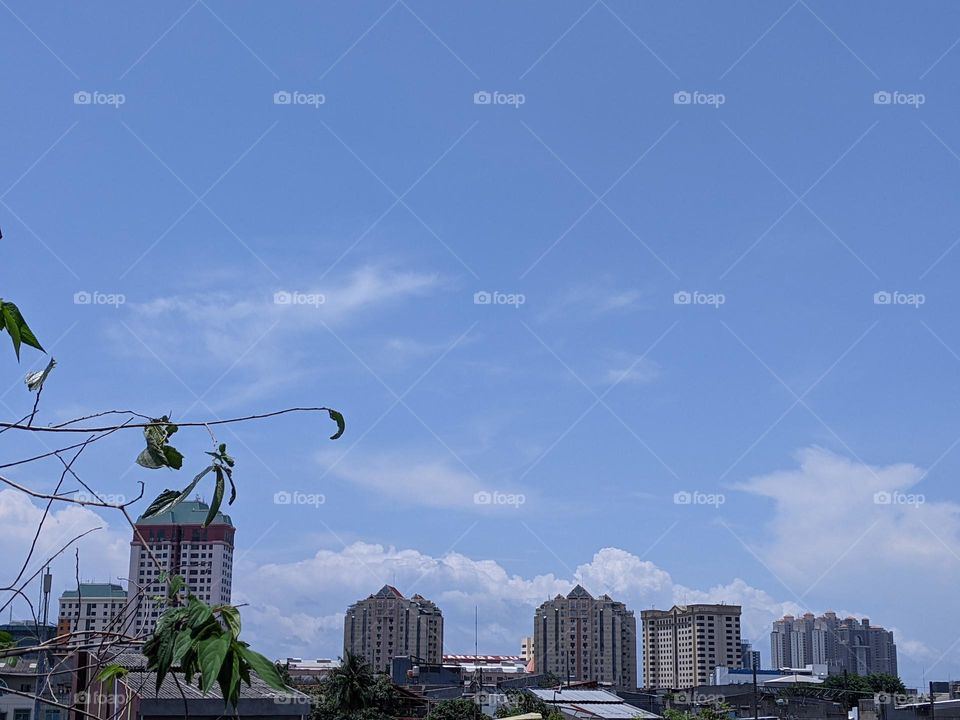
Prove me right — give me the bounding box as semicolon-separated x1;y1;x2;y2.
532;584;637;690
641;604;742;689
521;636;534;664
343;585;443;673
126;500;235;637
770;612;897;676
739;641;761;670
58;583;128;643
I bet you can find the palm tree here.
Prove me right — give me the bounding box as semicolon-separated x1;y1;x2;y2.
327;652;376;713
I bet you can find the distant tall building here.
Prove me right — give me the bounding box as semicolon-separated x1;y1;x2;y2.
521;636;534;664
641;604;742;689
770;612;897;676
127;500;235;637
739;641;761;670
57;583;127;644
344;585;443;673
533;585;637;690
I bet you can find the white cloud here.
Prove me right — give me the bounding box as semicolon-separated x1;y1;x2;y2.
0;489;129;620
318;449;534;512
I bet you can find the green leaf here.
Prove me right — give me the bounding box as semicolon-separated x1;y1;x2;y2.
204;467;225;527
198;633;231;693
327;408;345;440
137;417;183;470
97;664;129;691
172;630;193;665
162;445;184;470
216;605;241;639
237;645;286;691
218;647;241;707
24;357;55;392
167;574;185;601
141;490;181;519
142;466;214;519
0;301;43;361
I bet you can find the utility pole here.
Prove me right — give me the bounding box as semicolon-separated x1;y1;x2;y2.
752;656;759;720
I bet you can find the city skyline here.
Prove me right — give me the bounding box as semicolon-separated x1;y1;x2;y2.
3;0;960;694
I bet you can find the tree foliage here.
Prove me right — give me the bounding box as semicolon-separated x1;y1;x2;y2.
426;698;484;720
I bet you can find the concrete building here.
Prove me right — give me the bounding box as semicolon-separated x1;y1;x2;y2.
532;584;637;690
58;583;128;644
521;636;534;664
770;612;897;676
641;604;742;689
126;500;235;638
739;641;761;670
343;585;443;673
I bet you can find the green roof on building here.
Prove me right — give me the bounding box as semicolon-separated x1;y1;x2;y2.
60;583;126;599
135;500;233;527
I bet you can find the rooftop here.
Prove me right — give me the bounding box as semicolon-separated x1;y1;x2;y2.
135;500;233;526
60;583;126;599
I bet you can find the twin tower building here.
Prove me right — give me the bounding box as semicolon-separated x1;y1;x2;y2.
343;583;744;691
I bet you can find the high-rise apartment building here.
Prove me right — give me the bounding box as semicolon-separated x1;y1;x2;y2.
532;585;637;690
641;604;742;689
57;583;127;644
126;500;235;637
343;585;443;673
770;613;897;676
739;641;761;670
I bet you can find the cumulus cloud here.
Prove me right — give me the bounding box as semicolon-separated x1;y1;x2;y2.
0;489;129;620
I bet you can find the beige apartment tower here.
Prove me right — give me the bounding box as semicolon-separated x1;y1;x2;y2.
641;604;742;689
533;585;637;690
343;585;443;673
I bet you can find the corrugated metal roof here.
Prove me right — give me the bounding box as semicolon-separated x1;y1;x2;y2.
530;689;624;703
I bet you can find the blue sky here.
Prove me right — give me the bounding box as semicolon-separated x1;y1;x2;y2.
2;0;960;689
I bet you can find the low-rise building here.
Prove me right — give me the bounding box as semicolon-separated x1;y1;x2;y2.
57;583;128;645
